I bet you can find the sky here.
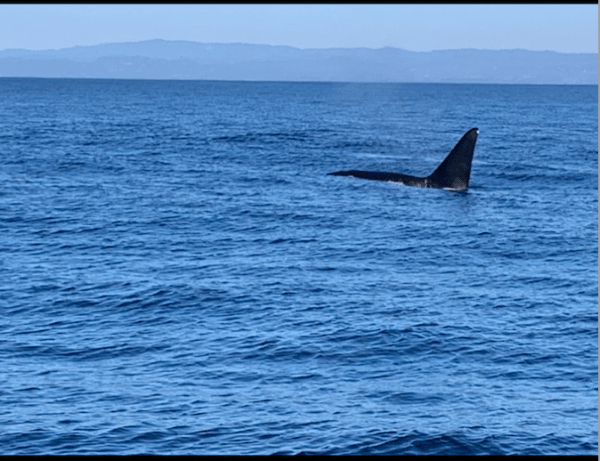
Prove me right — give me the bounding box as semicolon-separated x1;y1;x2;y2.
0;4;597;54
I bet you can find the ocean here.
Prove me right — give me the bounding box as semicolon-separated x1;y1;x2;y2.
0;78;597;455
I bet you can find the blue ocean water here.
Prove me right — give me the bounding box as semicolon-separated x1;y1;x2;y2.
0;78;597;455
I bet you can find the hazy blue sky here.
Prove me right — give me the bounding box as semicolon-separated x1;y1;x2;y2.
0;4;597;53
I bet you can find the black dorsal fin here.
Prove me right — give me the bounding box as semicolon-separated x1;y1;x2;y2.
427;128;479;191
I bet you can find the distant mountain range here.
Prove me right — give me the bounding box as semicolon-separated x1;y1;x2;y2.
0;39;597;84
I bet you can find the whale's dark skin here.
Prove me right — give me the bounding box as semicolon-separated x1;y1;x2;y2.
328;128;479;191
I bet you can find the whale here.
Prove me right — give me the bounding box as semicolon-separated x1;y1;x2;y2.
328;127;479;191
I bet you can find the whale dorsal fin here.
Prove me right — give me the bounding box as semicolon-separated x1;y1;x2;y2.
427;128;479;191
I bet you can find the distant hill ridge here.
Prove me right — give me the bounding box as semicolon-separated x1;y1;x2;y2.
0;39;597;84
